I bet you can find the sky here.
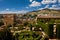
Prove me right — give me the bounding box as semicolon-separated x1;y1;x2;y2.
0;0;60;14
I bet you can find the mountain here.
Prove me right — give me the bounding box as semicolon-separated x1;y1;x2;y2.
26;8;60;15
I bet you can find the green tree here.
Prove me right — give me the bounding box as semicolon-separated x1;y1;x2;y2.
0;28;13;40
24;22;29;26
0;21;4;26
56;24;60;39
15;31;43;40
48;24;53;38
37;19;48;34
18;25;23;30
28;23;33;31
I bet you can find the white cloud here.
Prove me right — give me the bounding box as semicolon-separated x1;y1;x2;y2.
6;8;10;11
0;10;28;14
45;5;49;8
41;0;57;4
58;0;60;3
59;4;60;5
26;7;29;9
49;5;60;10
0;8;28;14
38;8;45;10
38;5;49;10
17;10;28;13
52;0;57;3
30;0;33;2
51;5;57;8
38;4;60;10
29;1;41;7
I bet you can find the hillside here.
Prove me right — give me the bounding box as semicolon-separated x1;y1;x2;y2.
26;9;60;15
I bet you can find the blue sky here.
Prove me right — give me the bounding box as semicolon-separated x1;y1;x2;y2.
0;0;60;13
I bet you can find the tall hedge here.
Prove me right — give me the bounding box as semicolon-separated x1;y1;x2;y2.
48;24;53;39
56;24;60;38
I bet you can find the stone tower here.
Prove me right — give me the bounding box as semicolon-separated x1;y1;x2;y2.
3;14;16;27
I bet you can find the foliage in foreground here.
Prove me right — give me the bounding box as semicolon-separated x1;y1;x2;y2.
14;31;43;40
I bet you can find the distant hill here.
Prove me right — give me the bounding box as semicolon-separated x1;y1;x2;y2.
26;8;60;15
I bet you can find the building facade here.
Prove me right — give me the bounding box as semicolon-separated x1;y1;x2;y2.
37;13;60;39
